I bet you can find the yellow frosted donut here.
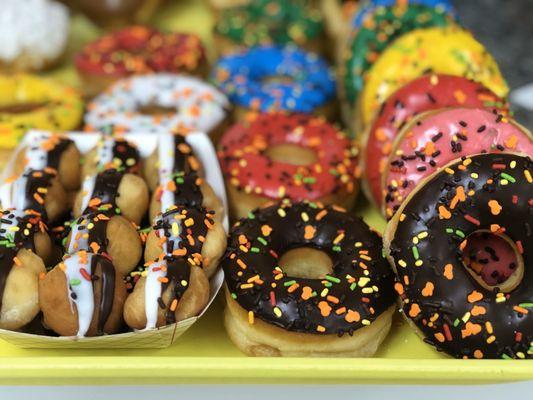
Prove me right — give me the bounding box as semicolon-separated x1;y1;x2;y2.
359;26;508;128
0;75;84;149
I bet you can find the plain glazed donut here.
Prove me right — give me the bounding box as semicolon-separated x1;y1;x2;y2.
75;26;207;96
84;74;230;141
382;108;533;218
359;26;509;129
212;45;336;120
384;153;533;359
218;112;360;220
363;74;508;208
223;200;397;357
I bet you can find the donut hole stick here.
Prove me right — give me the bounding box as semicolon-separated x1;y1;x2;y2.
461;231;524;293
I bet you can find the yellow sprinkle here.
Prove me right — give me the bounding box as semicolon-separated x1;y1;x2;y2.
273;307;282;317
525;170;532;183
445;168;455;175
248;311;254;324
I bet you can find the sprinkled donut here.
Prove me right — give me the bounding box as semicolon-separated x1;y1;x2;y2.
0;75;83;149
223;200;396;357
0;0;69;72
384;153;533;359
214;0;324;54
350;0;454;29
212;45;336;120
75;26;207;96
85;74;230;141
383;108;533;218
364;74;508;207
341;3;452;114
218;112;360;219
359;26;509;129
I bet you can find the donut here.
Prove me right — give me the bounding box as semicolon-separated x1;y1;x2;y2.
13;132;82;192
340;3;452;120
384;153;533;359
147;133;224;223
0;209;49;330
0;75;83;149
71;0;160;27
218;112;360;220
383;108;533;218
363;74;509;208
208;0;249;13
350;0;454;29
214;0;324;55
222;200;396;357
0;0;69;72
84;74;230;142
359;26;509;129
75;26;207;97
212;45;336;121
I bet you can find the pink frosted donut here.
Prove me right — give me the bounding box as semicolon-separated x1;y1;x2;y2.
383;107;533;219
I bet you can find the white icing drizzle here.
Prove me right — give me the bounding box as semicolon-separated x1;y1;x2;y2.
79;176;96;213
85;74;229;135
0;0;69;69
96;137;116;168
63;253;94;337
144;260;167;329
25;135;51;171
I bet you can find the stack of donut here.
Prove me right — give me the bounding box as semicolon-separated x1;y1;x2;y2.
0;132;226;337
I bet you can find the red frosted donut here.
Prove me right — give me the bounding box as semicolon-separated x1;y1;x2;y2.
218;112;360;219
364;74;508;207
75;26;207;96
383;107;533;219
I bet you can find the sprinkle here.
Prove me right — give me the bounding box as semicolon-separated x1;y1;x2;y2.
248;311;254;324
500;172;516;183
304;225;316;240
70;278;81;286
273;306;282;317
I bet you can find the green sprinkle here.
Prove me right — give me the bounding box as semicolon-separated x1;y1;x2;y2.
324;282;332;288
231;293;237;299
325;275;341;284
250;247;260;253
332;245;342;252
519;303;533;308
455;230;465;238
350;282;357;291
302;177;316;184
284;280;297;287
115;208;121;215
70;279;81;286
502;354;512;360
412;246;419;260
175;177;184;184
500;173;516;183
257;237;267;246
453;318;460;327
247;212;255;219
446;228;454;234
329;168;339;176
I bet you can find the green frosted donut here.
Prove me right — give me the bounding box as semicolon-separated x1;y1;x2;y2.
215;0;323;47
341;4;452;107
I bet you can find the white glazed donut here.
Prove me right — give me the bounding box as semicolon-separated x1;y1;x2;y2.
85;74;230;138
0;0;69;71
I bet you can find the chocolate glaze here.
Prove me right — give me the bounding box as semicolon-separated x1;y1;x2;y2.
90;254;116;335
28;136;73;171
222;201;397;335
21;169;56;218
109;138;141;174
86;169;124;214
390;153;533;359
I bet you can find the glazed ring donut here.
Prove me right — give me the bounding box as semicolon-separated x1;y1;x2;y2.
75;26;207;96
363;74;508;208
222;200;396;357
383;108;533;218
123;205;216;329
0;0;69;72
212;45;336;120
350;0;454;29
341;3;451;116
84;74;230;141
0;75;83;149
384;153;533;359
214;0;324;55
359;26;509;129
218;112;360;220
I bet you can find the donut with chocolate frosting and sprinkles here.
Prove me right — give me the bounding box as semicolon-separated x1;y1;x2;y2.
223;200;396;335
363;74;509;208
385;153;533;359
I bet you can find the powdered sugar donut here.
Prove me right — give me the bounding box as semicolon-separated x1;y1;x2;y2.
0;0;69;72
84;74;230;141
383;108;533;218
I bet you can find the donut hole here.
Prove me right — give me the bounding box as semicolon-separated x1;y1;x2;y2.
265;144;318;166
137;103;176;116
278;247;333;279
0;102;47;114
261;75;295;86
461;231;524;293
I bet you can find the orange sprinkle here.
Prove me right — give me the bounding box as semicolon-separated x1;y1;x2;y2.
345;309;360;323
170;299;178;312
261;225;272;236
409;303;421;318
488;199;502;215
318;301;332;317
443;264;454;280
461;322;482;338
421;282;434;297
467;290;483;303
301;286;313;300
438;205;451;219
304;225;316;240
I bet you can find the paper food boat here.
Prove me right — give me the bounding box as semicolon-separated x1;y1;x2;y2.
0;130;228;349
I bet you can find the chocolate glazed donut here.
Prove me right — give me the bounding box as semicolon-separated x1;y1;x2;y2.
223;201;396;335
385;153;533;359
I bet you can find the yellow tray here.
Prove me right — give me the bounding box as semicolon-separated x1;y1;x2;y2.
0;0;531;386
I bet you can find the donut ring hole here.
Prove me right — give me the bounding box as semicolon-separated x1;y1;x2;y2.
261;75;295;86
278;247;333;279
0;102;47;114
264;144;318;166
137;103;177;117
461;231;524;293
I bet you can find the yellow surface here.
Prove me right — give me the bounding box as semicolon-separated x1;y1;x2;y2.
360;25;510;127
0;0;531;386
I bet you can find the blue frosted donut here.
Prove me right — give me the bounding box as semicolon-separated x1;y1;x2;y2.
351;0;455;28
211;45;336;114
